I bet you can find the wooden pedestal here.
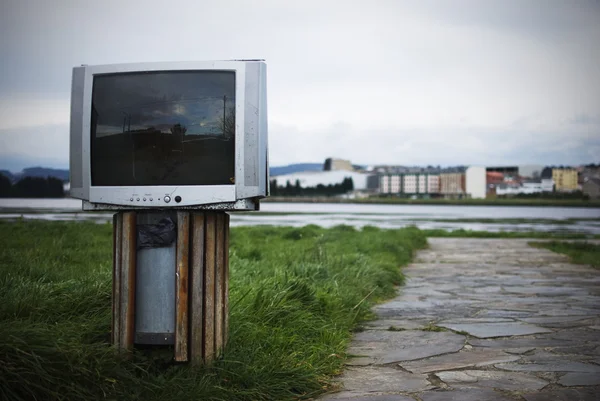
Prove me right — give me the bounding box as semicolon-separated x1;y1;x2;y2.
112;211;230;365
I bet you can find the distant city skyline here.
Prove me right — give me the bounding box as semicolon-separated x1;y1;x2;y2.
1;0;599;171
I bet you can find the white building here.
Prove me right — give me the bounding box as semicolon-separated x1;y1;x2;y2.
541;179;554;192
465;166;486;199
377;172;440;195
403;174;417;194
496;182;551;196
427;175;440;193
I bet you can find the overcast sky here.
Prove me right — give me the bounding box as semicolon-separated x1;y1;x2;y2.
1;0;599;171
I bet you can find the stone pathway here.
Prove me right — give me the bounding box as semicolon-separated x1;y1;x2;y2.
321;238;600;401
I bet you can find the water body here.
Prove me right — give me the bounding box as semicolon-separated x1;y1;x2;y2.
1;198;599;234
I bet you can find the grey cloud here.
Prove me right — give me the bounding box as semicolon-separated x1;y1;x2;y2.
568;113;600;126
1;0;599;169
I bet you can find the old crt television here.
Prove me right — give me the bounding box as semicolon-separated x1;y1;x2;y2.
69;60;268;210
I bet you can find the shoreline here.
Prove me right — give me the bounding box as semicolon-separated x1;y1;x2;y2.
263;196;600;208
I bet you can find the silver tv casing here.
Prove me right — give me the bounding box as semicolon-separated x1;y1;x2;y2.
69;60;268;211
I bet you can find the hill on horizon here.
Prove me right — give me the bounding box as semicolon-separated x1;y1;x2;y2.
270;163;323;176
0;163;325;182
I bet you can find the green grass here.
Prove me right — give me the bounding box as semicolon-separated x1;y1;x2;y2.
420;228;600;239
421;323;447;332
0;221;426;401
529;241;600;268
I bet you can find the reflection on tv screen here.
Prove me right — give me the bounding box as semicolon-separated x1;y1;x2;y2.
91;71;235;186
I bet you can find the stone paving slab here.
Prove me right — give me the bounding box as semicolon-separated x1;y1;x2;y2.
559;372;600;386
322;395;414;401
400;348;520;374
320;366;433;399
438;321;553;338
521;387;600;401
435;370;549;391
318;238;600;400
419;388;515;401
348;330;465;364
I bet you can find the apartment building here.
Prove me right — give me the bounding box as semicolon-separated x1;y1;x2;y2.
552;168;578;192
439;167;466;197
376;169;441;196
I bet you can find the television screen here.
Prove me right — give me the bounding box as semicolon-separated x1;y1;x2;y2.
91;71;235;186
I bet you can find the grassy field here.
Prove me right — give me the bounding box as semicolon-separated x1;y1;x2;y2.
0;221;426;401
529;241;600;268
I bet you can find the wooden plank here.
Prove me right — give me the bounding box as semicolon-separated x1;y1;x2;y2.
223;213;230;346
203;212;216;363
112;213;122;346
214;213;225;356
189;213;205;364
174;212;190;362
120;211;137;350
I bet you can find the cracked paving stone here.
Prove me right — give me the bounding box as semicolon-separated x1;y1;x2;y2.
349;330;465;364
400;349;520;374
476;309;536;319
419;388;515;401
519;316;593;325
469;336;576;349
362;319;428;330
496;360;600;373
522;387;600;401
327;366;433;395
558;372;600;386
320;394;415;401
438;322;553;338
435;370;549;391
440;318;516;324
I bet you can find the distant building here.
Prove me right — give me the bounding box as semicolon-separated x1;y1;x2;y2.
465;166;486;199
376;168;441;196
496;182;544;196
323;158;354;172
582;164;600;180
541;179;554;192
552;168;578;192
439;167;466;197
583;177;600;199
487;166;518;176
486;165;542;180
486;172;504;196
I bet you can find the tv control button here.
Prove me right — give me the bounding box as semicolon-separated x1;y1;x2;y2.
164;196;171;203
150;198;153;201
143;198;146;201
175;196;182;203
136;198;140;201
130;198;133;201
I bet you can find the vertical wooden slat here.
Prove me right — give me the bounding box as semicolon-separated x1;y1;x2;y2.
112;213;122;346
223;213;230;346
174;212;190;361
203;212;217;362
189;213;206;364
214;213;225;356
120;211;137;350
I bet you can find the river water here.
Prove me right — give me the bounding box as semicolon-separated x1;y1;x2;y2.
1;198;599;234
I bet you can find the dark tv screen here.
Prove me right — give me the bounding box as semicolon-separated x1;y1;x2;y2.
91;71;235;186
